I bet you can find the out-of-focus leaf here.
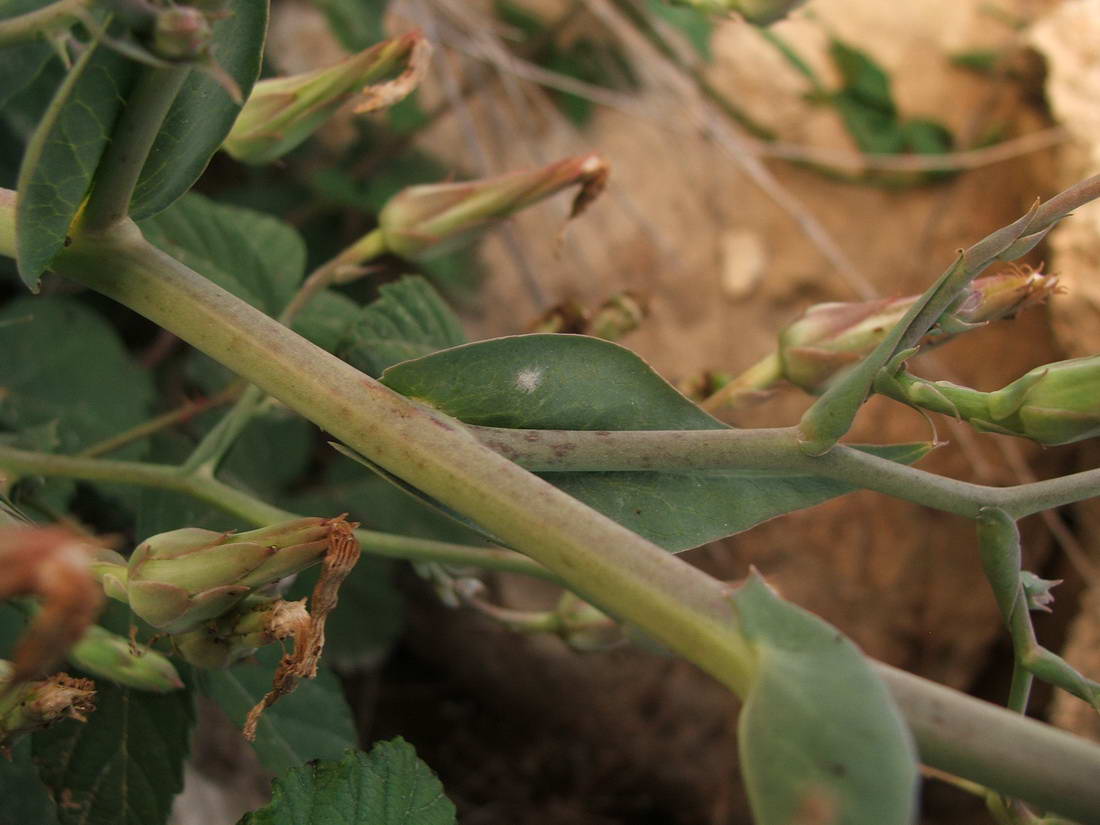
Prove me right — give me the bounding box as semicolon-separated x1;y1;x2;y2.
646;0;713;60
198;646;358;775
734;573;918;824
292;289;361;353
314;0;388;52
33;680;195;825
238;739;456;825
0;739;58;825
338;276;467;377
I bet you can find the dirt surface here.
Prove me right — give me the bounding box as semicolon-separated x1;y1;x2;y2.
179;2;1098;823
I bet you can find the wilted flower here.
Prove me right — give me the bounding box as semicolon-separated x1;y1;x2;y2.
378;154;609;261
778;267;1058;395
0;663;95;749
68;626;183;692
173;597;310;670
224;33;430;164
125;517;336;634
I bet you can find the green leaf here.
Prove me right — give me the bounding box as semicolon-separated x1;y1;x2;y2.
198;646;358;775
32;680;195;825
0;296;154;453
140;192;306;315
0;739;58;825
292;289;361;353
15;40;137;289
238;739;456;825
381;334;929;549
646;0;712;60
733;573;918;825
129;0;269;219
338;276;467;377
827;38;905;155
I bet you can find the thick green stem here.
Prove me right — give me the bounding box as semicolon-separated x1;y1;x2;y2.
0;0;88;46
81;65;191;231
0;444;559;581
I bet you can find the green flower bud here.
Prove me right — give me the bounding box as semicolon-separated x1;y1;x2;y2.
0;662;95;748
173;597;309;670
67;626;183;692
1020;571;1061;613
778;267;1057;395
378;154;609;261
224;33;430;165
126;518;334;634
879;354;1100;446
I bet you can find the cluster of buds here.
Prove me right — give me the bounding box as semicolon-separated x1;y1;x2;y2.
224;33;430;164
378;154;609;261
173;597;309;670
876;353;1100;446
777;266;1058;395
0;662;95;751
98;517;340;634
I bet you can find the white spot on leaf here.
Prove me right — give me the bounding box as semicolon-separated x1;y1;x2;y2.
514;367;543;394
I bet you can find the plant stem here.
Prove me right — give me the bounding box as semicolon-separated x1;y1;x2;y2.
44;227;1100;817
470;426;1100;518
278;228;386;325
0;444;559;582
81;65;191;232
698;352;783;413
77;383;240;458
0;0;88;46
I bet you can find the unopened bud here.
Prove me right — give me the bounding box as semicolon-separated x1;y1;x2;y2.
224;34;430;165
152;6;212;61
379;154;609;261
68;626;183;692
0;662;95;748
173;597;309;669
126;518;334;633
589;291;648;341
779;267;1058;394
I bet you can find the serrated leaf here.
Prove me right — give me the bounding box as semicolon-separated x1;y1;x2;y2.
733;573;918;825
198;646;358;775
129;0;269;219
338;275;467;377
381;334;929;550
15;40;137;289
32;680;195;825
239;739;456;825
140;192;306;315
0;296;154;453
0;739;58;825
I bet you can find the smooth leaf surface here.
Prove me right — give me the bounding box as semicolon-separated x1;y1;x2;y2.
140;192;306;314
339;275;467;377
129;0;269;219
0;296;154;453
33;680;195;825
15;40;136;289
239;739;455;825
381;335;928;549
733;573;918;825
199;646;358;775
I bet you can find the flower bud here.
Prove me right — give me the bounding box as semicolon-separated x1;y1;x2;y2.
0;662;95;748
224;34;430;165
588;291;648;341
173;597;309;670
152;6;212;61
880;354;1100;446
67;626;183;692
125;518;334;634
378;154;609;261
1021;571;1061;613
778;267;1057;394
